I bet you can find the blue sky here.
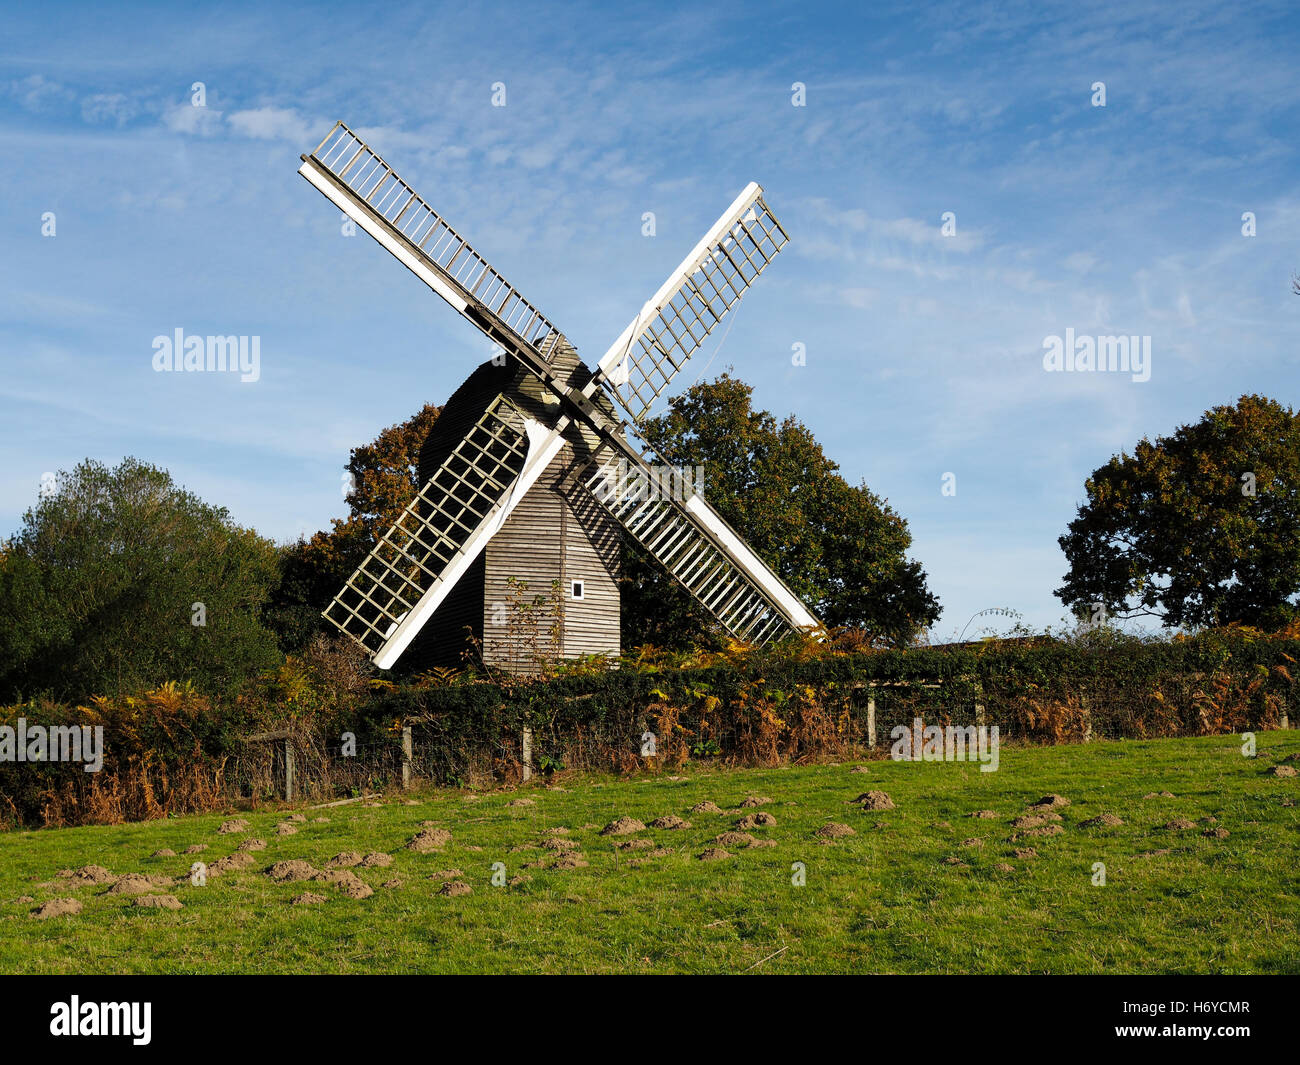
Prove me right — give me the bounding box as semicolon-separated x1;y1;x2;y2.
2;0;1297;639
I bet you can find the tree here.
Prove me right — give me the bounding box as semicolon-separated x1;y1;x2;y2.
266;404;441;652
0;458;281;701
1056;394;1300;630
628;373;939;648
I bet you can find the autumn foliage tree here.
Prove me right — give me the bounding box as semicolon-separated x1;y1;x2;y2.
628;373;939;648
1056;394;1300;630
266;404;441;651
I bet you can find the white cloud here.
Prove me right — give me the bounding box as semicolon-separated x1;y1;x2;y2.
227;106;319;144
81;92;137;126
162;101;223;135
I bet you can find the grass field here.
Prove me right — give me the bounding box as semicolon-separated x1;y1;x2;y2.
3;731;1298;974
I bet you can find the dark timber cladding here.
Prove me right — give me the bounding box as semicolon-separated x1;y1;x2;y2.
407;345;622;672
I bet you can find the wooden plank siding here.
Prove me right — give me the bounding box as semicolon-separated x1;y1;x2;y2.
481;447;621;670
404;348;623;674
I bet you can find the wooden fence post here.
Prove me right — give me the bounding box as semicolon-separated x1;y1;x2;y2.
283;737;295;802
521;726;533;782
401;726;413;790
974;680;986;730
866;689;877;750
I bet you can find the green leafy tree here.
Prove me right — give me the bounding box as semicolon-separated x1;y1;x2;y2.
0;457;281;700
266;404;441;651
1056;394;1300;630
628;373;939;648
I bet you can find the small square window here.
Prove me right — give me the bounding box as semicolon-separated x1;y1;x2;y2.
571;580;585;600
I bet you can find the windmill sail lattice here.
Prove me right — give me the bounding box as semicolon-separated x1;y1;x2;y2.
301;122;564;374
578;454;797;644
301;121;819;667
325;395;539;666
597;183;789;424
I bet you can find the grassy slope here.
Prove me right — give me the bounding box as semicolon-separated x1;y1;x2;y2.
2;731;1298;975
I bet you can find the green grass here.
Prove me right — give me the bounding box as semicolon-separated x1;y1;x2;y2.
2;731;1298;974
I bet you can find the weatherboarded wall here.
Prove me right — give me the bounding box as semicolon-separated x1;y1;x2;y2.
480;448;621;670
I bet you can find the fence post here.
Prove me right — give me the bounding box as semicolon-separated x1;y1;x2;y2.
866;688;877;749
282;738;295;802
521;726;533;782
974;679;986;731
1081;694;1093;743
401;726;413;790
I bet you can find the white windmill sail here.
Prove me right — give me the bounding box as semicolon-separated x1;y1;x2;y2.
576;450;817;644
595;182;789;424
324;395;567;669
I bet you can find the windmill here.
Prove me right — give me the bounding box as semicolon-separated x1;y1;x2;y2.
299;121;819;672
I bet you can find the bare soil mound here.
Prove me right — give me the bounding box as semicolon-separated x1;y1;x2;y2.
736;811;776;830
851;791;895;811
237;839;267;852
508;798;536;807
407;827;452;852
968;810;998;819
439;881;472;896
107;874;158;896
266;859;319;882
714;831;758;847
209;852;256;876
599;817;646;836
738;796;773;808
290;893;327;905
1143;791;1176;799
327;852;363;868
1029;794;1070;810
815;823;856;839
152;849;177;858
64;865;114;885
1080;814;1125;827
1011;812;1062;830
182;845;207;855
690;801;723;814
31;898;82;919
134;894;183;910
217;819;249;834
1164;818;1197;830
649;815;692;830
697;848;731;861
312;869;373;899
359;853;393;868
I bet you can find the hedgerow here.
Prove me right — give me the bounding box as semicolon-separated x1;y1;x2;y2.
2;626;1295;827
